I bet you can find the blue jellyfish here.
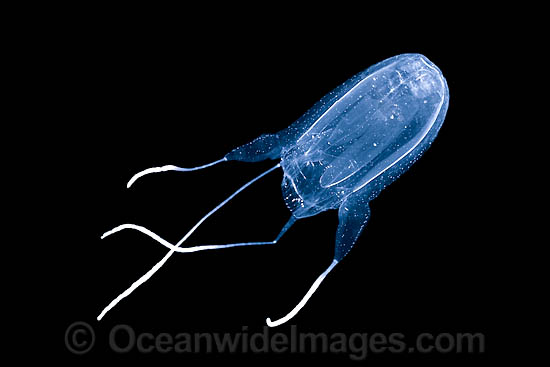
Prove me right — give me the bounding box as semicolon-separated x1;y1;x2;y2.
98;53;449;327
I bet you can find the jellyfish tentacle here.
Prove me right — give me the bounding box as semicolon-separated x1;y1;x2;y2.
127;158;228;188
98;163;282;321
127;130;286;188
266;260;339;327
101;216;296;253
265;192;371;327
127;132;283;188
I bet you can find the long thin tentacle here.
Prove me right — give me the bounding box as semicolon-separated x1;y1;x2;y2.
266;259;338;327
127;157;228;188
101;216;296;253
97;162;282;321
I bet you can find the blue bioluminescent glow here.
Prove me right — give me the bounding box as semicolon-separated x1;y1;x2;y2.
98;53;449;327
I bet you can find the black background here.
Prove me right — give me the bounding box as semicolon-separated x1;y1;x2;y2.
35;12;509;364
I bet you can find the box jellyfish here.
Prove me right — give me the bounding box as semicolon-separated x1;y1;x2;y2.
98;53;449;327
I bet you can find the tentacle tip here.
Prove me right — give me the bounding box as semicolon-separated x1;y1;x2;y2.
100;230;113;239
127;177;138;188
